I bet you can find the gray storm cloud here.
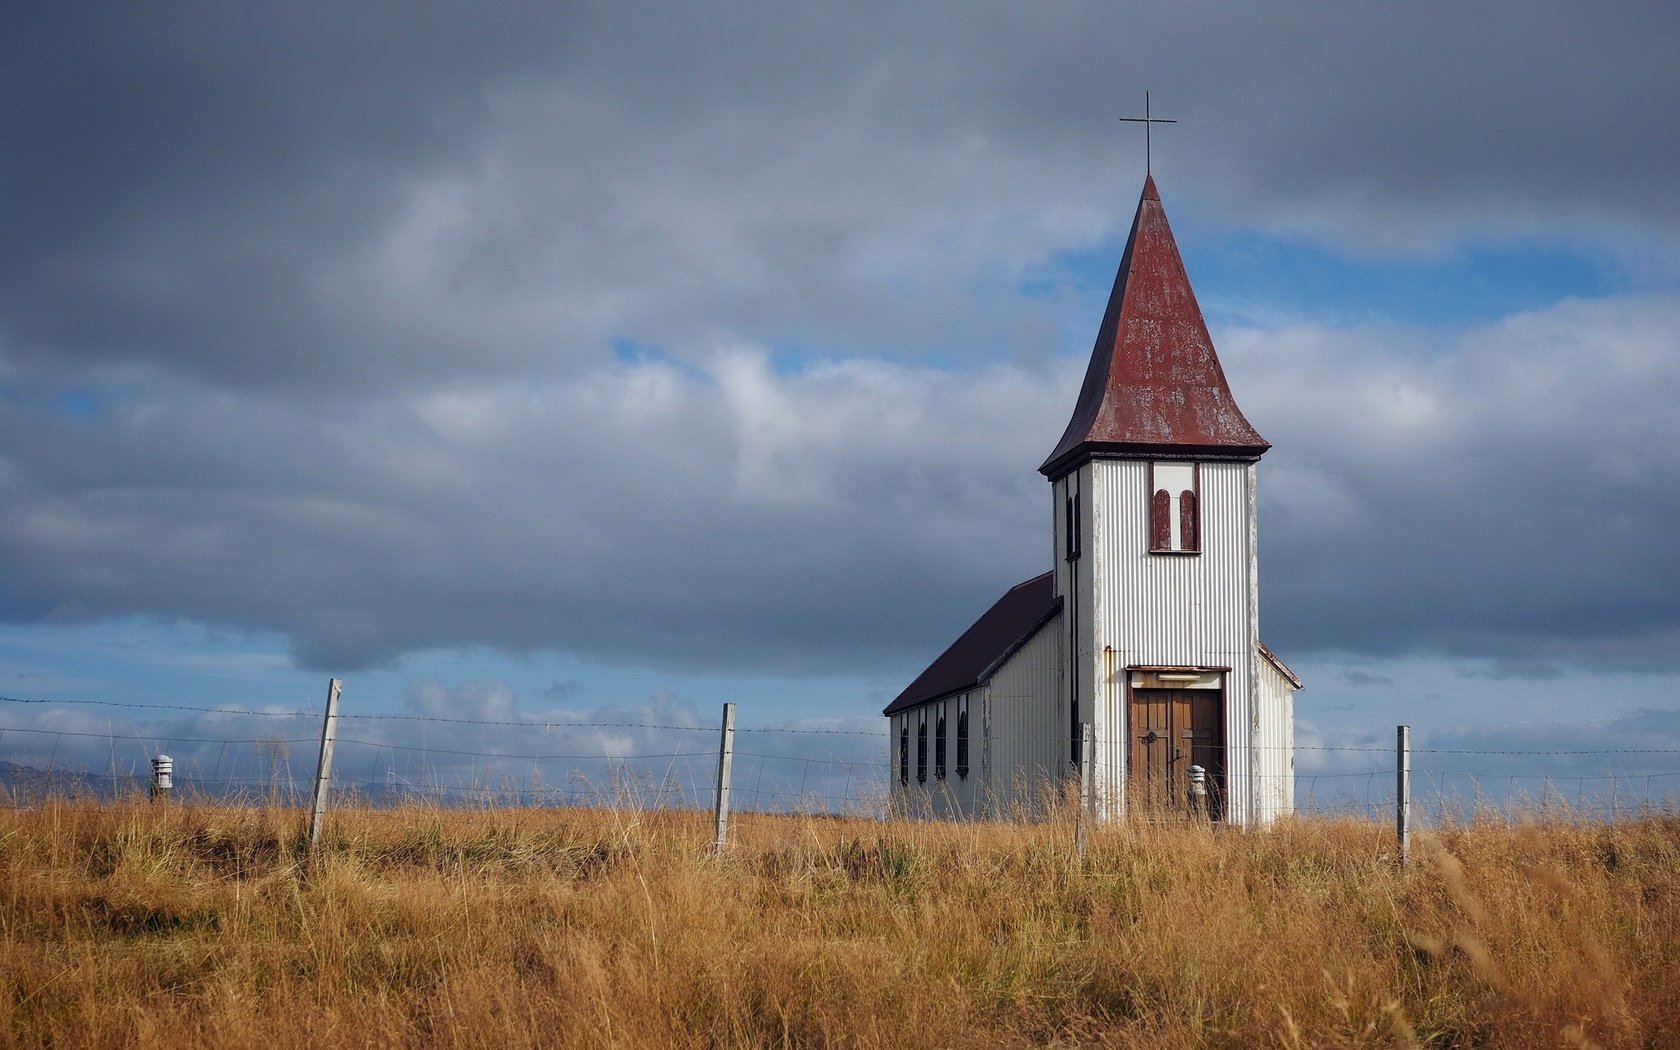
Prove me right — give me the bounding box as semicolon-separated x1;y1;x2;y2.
4;2;1676;389
1;1;1676;681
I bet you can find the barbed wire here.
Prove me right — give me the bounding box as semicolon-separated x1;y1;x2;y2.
0;694;887;736
346;715;715;731
0;725;892;776
333;736;717;763
0;695;320;717
6;692;1680;822
15;693;1680;758
6;765;1674;820
1296;745;1680;756
0;724;320;747
10;719;1680;772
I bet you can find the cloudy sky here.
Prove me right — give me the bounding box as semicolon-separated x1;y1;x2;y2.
2;1;1677;803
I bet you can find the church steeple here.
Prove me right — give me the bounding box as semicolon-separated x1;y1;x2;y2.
1039;174;1268;478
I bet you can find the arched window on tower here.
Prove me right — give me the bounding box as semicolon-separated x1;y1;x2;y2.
1150;489;1172;550
1149;462;1201;554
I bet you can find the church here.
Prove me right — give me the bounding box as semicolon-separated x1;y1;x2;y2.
884;173;1300;827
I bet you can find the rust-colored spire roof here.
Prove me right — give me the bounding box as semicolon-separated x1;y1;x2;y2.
1040;174;1268;478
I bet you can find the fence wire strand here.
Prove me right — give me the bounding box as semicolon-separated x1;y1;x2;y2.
3;693;1679;820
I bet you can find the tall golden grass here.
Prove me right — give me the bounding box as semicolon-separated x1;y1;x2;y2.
1;798;1676;1048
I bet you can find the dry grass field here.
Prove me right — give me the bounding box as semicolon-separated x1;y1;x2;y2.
1;799;1676;1048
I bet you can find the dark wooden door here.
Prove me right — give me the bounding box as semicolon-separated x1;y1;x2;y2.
1129;690;1179;813
1129;688;1225;819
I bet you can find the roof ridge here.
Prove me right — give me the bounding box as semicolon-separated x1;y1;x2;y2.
882;573;1060;715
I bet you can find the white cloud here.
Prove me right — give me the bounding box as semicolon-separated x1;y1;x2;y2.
0;347;1061;673
1227;293;1680;668
0;289;1674;681
405;679;518;721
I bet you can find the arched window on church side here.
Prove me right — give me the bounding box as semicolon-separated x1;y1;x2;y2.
935;701;947;780
955;696;970;777
916;708;928;783
898;719;909;785
1179;489;1199;552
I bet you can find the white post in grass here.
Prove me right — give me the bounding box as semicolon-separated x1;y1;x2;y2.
713;702;736;853
150;754;174;801
1396;724;1411;870
308;678;342;849
1187;764;1208;820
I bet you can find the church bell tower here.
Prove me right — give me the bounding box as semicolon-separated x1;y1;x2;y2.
1040;173;1292;825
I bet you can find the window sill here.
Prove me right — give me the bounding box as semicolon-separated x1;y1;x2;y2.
1148;548;1201;557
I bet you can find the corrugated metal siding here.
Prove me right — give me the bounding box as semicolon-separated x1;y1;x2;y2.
1084;458;1281;826
892;615;1064;821
925;692;981;819
1057;464;1096;780
1095;645;1125;818
1254;657;1296;823
891;704;935;819
888;712;905;811
981;609;1066;816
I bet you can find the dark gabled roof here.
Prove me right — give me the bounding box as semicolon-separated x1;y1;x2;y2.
883;572;1061;716
1040;174;1269;479
1257;640;1304;690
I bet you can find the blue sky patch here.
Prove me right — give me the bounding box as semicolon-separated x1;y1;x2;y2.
1189;233;1628;329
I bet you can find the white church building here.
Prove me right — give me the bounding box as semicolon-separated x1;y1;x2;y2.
885;174;1300;827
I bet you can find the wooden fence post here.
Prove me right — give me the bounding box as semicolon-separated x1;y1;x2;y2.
713;702;736;853
1396;724;1411;869
308;678;342;849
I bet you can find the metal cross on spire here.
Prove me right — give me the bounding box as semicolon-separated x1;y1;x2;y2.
1118;90;1177;173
